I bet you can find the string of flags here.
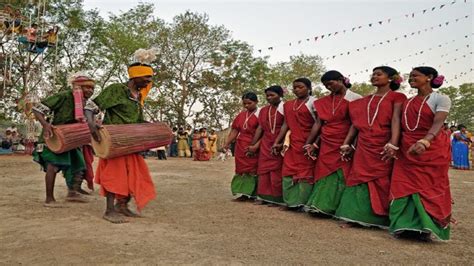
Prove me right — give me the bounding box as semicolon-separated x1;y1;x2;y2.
323;16;470;61
347;52;472;78
257;0;470;53
385;37;472;64
445;69;474;83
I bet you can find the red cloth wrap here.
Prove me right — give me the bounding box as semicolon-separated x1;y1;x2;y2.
257;104;284;197
281;100;316;182
347;91;406;215
231;110;259;175
95;153;156;211
313;95;352;181
390;96;452;227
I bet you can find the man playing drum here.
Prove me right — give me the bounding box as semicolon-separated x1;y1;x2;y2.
32;73;95;207
86;49;157;223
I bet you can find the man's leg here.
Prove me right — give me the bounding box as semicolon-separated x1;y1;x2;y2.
44;164;64;207
45;164;58;204
115;195;140;217
66;173;89;202
103;192;127;223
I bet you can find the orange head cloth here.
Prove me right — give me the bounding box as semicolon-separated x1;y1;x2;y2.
128;65;154;106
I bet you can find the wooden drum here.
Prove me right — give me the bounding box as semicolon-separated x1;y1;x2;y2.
45;123;91;153
92;122;173;159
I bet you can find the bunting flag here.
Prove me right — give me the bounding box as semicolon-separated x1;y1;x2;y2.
445;68;473;83
346;52;472;78
256;0;470;53
323;17;470;61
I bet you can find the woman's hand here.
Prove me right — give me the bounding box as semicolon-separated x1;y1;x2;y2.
340;144;354;161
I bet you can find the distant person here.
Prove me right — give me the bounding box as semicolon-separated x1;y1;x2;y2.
208;129;218;158
177;127;191;157
169;127;178;157
452;124;471;170
157;146;167;160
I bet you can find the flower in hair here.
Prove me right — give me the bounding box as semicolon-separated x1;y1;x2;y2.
432;75;445;86
392;73;403;85
343;77;351;85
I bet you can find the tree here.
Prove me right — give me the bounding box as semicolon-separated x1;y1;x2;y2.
268;54;325;99
195;40;270;129
439;83;474;128
153;11;230;126
350;82;375;96
0;0;106;122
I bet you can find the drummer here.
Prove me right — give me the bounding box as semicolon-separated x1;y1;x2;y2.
32;73;95;207
86;49;157;224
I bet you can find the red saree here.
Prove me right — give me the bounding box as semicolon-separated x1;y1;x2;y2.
282;99;316;182
390;96;452;227
347;91;407;215
232;110;260;174
257;103;284;199
313;94;354;181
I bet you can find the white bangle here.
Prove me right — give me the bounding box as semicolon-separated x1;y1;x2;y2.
384;143;399;150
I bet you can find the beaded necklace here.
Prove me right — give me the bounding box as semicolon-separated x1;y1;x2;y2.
293;96;309;111
268;105;279;134
404;93;431;131
367;91;390;128
242;109;257;130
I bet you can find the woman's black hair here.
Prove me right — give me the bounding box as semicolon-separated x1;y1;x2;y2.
457;124;466;130
242;91;258;102
129;62;151;67
264;85;284;97
412;66;441;88
321;70;352;88
293;77;312;95
373;66;401;91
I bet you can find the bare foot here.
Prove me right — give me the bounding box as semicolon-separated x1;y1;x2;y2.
339;222;354;228
232;195;249;202
115;204;141;218
43;201;65;208
450;217;458;225
66;191;89;203
77;188;91;195
103;211;128;224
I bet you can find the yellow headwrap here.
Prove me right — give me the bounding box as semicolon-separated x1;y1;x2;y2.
128;65;154;106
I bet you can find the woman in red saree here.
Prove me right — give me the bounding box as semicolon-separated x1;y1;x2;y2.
335;66;406;228
304;71;361;215
390;67;452;241
273;78;316;209
224;92;260;201
249;86;285;205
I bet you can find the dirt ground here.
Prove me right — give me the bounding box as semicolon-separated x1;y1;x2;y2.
0;155;473;265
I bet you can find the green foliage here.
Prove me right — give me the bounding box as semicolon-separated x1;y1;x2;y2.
350;82;375;96
439;83;474;128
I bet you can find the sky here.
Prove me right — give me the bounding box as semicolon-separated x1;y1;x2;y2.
82;0;474;87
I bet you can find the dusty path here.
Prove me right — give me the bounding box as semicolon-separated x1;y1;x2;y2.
0;155;473;264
